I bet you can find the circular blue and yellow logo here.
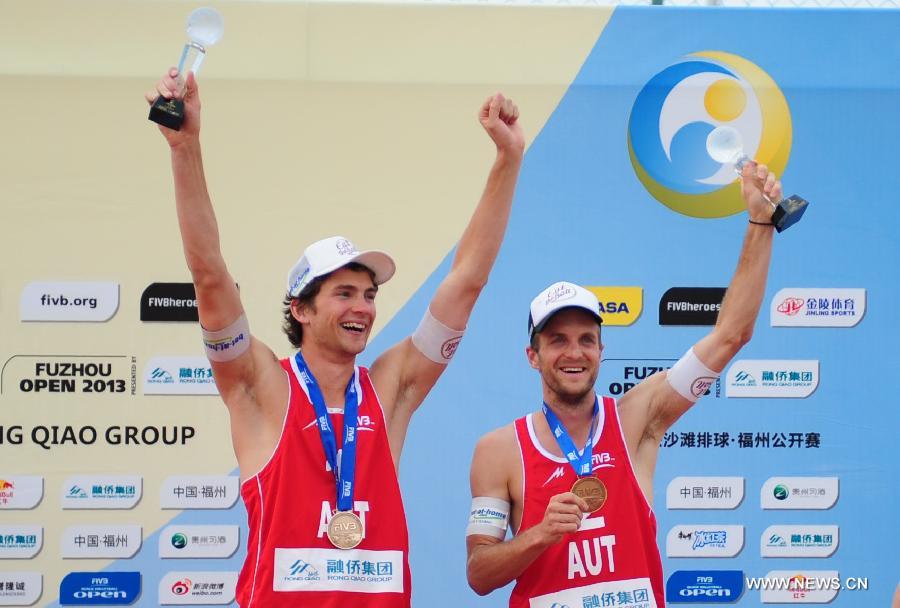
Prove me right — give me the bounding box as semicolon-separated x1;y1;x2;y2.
628;51;792;218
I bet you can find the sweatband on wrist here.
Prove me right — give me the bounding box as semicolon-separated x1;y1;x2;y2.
666;347;719;402
411;308;465;364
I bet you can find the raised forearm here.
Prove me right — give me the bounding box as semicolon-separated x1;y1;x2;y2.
451;150;522;292
170;141;228;283
712;222;774;357
467;526;550;596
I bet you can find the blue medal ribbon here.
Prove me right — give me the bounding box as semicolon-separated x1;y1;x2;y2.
294;350;360;512
542;397;599;477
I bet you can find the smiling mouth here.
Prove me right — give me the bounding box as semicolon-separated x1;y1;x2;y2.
341;322;367;335
560;367;586;374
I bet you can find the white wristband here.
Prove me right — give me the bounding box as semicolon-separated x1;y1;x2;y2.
202;313;251;362
666;347;719;402
466;496;510;539
411;308;465;364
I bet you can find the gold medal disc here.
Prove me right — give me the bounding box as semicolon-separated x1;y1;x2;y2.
571;476;607;513
327;510;364;549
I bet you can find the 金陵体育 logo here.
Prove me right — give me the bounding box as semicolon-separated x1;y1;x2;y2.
628;52;791;218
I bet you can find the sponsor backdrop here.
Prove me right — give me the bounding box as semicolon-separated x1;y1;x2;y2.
1;2;897;607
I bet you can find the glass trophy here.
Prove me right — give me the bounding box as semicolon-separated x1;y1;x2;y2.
148;7;225;131
707;126;808;232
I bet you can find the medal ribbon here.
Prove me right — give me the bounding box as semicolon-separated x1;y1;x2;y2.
542;397;599;477
294;350;360;512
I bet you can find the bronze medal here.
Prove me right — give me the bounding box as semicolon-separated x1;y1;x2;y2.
571;476;607;513
327;510;364;550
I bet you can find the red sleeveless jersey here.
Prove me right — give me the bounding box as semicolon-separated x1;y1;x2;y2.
235;358;411;607
509;395;664;608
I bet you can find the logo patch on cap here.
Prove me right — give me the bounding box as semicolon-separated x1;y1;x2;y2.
545;284;576;305
336;239;357;256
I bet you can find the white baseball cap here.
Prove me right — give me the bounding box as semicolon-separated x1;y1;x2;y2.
286;236;396;298
528;281;602;338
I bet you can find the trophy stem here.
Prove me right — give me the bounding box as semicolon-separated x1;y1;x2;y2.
733;153;751;173
175;42;207;98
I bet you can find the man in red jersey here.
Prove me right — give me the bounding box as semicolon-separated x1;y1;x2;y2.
146;69;524;607
466;163;784;607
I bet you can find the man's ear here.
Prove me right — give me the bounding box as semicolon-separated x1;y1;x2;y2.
525;345;540;370
291;299;312;325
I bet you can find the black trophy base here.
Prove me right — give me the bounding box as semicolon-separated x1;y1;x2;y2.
148;96;185;131
771;194;809;233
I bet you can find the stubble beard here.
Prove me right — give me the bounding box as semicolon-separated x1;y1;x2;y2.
545;369;598;409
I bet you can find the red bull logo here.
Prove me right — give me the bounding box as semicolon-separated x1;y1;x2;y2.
0;479;14;490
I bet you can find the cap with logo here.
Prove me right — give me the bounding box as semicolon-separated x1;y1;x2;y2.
528;281;603;338
286;236;396;298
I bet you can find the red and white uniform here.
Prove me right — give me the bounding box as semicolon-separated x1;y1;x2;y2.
236;358;411;607
510;395;664;608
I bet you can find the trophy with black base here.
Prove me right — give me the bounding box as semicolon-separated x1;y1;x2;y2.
707;126;809;232
149;7;224;131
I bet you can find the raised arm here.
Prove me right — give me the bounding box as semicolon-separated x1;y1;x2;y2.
371;94;525;436
619;162;782;491
145;70;285;431
466;427;588;595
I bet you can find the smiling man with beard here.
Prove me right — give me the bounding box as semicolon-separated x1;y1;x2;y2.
466;162;784;607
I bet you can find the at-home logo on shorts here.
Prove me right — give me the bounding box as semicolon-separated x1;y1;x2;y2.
20;281;119;322
585;287;643;326
60;572;141;606
666;570;743;603
628;52;791;218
